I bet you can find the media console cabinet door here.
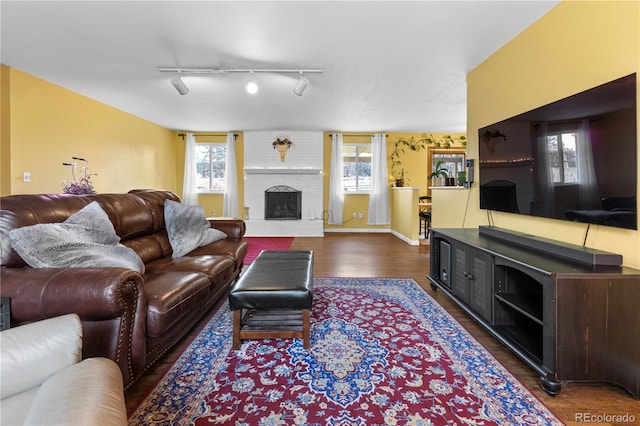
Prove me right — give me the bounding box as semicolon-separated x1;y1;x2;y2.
556;276;640;398
452;243;469;301
451;243;492;322
468;250;492;321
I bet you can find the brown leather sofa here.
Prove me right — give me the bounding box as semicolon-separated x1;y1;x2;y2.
0;190;247;389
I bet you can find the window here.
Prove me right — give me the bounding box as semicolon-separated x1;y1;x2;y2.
196;143;226;192
545;130;577;184
342;144;371;192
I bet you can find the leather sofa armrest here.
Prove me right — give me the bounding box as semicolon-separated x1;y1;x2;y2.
0;267;144;321
208;219;246;240
0;267;147;388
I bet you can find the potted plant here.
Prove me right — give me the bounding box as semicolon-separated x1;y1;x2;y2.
392;168;406;187
428;160;449;186
457;171;467;186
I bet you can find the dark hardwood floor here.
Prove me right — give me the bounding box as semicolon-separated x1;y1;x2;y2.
125;233;639;425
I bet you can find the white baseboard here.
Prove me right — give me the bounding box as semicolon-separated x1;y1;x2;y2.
323;228;390;234
390;229;420;246
243;223;418;245
324;228;419;246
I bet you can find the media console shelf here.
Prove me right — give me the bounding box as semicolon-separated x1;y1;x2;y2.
428;227;640;398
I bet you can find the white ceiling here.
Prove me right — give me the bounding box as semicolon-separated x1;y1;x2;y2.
1;1;559;133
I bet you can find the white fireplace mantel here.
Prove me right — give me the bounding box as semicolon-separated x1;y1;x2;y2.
244;168;322;175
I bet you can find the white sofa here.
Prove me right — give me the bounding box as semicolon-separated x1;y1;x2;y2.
0;313;127;425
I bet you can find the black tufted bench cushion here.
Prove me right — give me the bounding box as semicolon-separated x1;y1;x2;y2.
229;250;313;349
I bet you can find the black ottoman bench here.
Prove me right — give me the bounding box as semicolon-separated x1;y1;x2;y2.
229;250;314;349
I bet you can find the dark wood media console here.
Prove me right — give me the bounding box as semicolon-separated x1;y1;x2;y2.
428;226;640;398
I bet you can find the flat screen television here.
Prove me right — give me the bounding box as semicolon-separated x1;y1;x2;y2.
478;73;637;230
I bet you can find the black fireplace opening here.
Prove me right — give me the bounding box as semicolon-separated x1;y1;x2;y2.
265;185;302;220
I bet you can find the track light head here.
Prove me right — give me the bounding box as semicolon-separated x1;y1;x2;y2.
246;72;258;94
294;74;310;96
246;80;258;94
171;75;189;95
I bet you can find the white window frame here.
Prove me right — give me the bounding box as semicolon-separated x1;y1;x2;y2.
196;143;226;194
342;143;372;194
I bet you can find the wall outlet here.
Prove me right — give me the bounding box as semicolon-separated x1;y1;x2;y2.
359;212;364;219
23;171;31;182
352;212;357;219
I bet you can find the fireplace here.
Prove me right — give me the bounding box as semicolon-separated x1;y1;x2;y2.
265;185;302;220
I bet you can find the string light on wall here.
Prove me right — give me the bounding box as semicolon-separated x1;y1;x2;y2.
158;67;323;96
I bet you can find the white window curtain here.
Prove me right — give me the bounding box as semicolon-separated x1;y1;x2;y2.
223;133;239;217
576;119;600;209
328;133;344;224
367;133;390;225
182;132;198;206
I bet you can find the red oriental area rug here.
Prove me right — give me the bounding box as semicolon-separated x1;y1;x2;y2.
243;237;294;265
128;278;563;425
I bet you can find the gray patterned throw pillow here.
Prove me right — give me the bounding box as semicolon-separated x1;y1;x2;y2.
164;200;227;258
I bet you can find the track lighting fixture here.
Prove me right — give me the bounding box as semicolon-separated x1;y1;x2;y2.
246;72;258;94
159;67;322;96
293;72;309;96
171;75;189;95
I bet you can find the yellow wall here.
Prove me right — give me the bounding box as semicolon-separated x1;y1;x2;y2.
431;187;470;228
1;66;11;195
2;68;179;195
460;0;640;267
390;187;420;241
